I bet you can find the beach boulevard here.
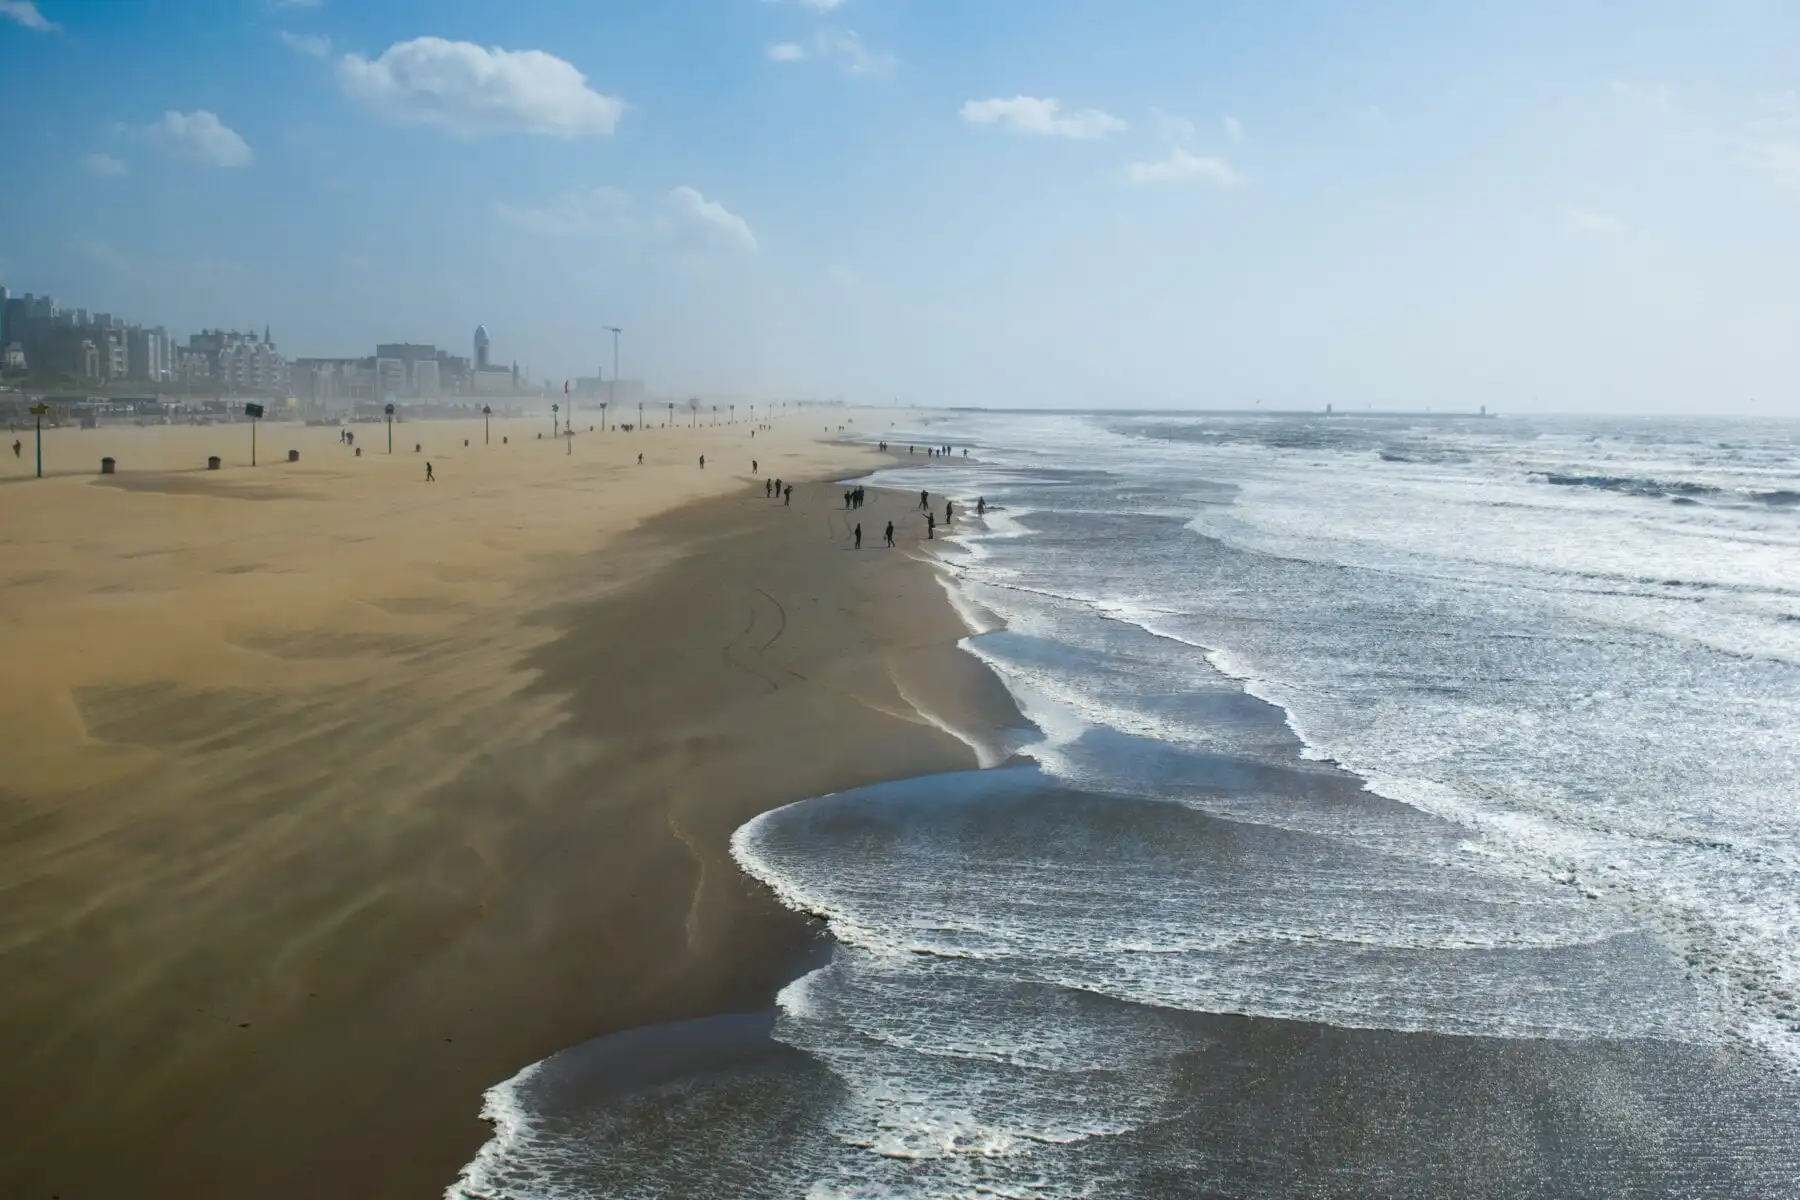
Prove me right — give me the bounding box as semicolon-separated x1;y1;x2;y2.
0;414;1016;1198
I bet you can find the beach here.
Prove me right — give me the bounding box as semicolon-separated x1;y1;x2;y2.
0;414;1015;1198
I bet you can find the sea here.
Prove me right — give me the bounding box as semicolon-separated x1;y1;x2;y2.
451;411;1800;1199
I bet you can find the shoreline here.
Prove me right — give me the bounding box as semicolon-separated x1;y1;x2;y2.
0;418;1019;1198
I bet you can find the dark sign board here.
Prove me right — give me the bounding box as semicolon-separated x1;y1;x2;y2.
244;402;265;419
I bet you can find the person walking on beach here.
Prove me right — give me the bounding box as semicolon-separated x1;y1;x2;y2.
775;478;783;497
425;462;434;482
927;512;936;539
885;520;895;547
766;478;773;498
699;455;705;470
854;523;862;549
945;500;953;524
753;459;758;474
977;496;986;516
10;439;18;458
637;452;644;465
783;485;792;505
919;489;929;511
845;490;853;510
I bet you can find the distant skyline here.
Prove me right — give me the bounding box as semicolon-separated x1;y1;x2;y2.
3;1;1800;414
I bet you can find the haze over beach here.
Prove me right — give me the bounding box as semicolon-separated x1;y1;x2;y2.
3;3;1800;1200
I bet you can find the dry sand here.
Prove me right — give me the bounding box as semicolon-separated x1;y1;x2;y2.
0;413;1018;1198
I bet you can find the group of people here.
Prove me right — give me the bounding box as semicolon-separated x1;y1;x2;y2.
850;519;897;549
764;476;986;549
908;444;965;458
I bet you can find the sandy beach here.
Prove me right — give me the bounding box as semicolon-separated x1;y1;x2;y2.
0;413;1017;1198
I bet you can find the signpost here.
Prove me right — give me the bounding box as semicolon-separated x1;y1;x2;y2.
29;403;48;479
244;402;265;466
482;404;492;445
384;402;395;453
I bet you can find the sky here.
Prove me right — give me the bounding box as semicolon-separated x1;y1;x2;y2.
2;0;1799;414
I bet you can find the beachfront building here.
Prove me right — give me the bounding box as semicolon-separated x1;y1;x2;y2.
185;328;289;394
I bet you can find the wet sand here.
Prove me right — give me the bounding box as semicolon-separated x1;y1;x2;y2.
0;416;1016;1198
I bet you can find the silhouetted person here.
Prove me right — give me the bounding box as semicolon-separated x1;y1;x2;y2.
919;489;929;511
945;500;953;524
845;490;853;509
927;512;936;539
637;452;644;464
885;521;895;547
699;455;705;469
10;440;18;458
784;485;792;505
775;477;783;496
977;496;986;516
766;478;773;498
753;459;758;473
425;462;434;482
854;523;862;549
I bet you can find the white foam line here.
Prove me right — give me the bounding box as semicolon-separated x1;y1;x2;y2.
444;1059;547;1200
892;671;1008;769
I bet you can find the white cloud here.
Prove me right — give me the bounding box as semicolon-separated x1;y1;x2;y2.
70;238;130;273
960;96;1126;139
1738;139;1800;198
497;186;633;238
82;152;127;177
770;29;893;76
666;186;758;253
280;30;331;58
1565;206;1626;235
1608;78;1674;113
1126;146;1244;186
143;110;253;168
1223;115;1245;143
340;38;624;139
0;1;58;32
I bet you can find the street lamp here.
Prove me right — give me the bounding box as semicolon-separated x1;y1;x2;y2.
385;402;395;453
551;403;559;438
28;402;47;478
483;404;492;445
603;325;621;435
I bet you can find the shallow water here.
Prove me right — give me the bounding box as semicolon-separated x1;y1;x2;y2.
451;413;1800;1199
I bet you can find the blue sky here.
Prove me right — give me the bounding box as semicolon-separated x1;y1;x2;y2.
2;0;1799;413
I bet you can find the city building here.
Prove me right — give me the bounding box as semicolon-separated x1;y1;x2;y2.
185;328;289;393
375;357;406;400
474;324;491;371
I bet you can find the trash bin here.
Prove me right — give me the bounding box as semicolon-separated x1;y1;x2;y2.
100;457;115;474
287;449;299;463
207;456;221;470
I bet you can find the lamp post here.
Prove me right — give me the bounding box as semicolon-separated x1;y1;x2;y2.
551;403;559;438
483;404;491;445
603;326;621;435
29;402;47;478
385;402;394;453
245;402;264;465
